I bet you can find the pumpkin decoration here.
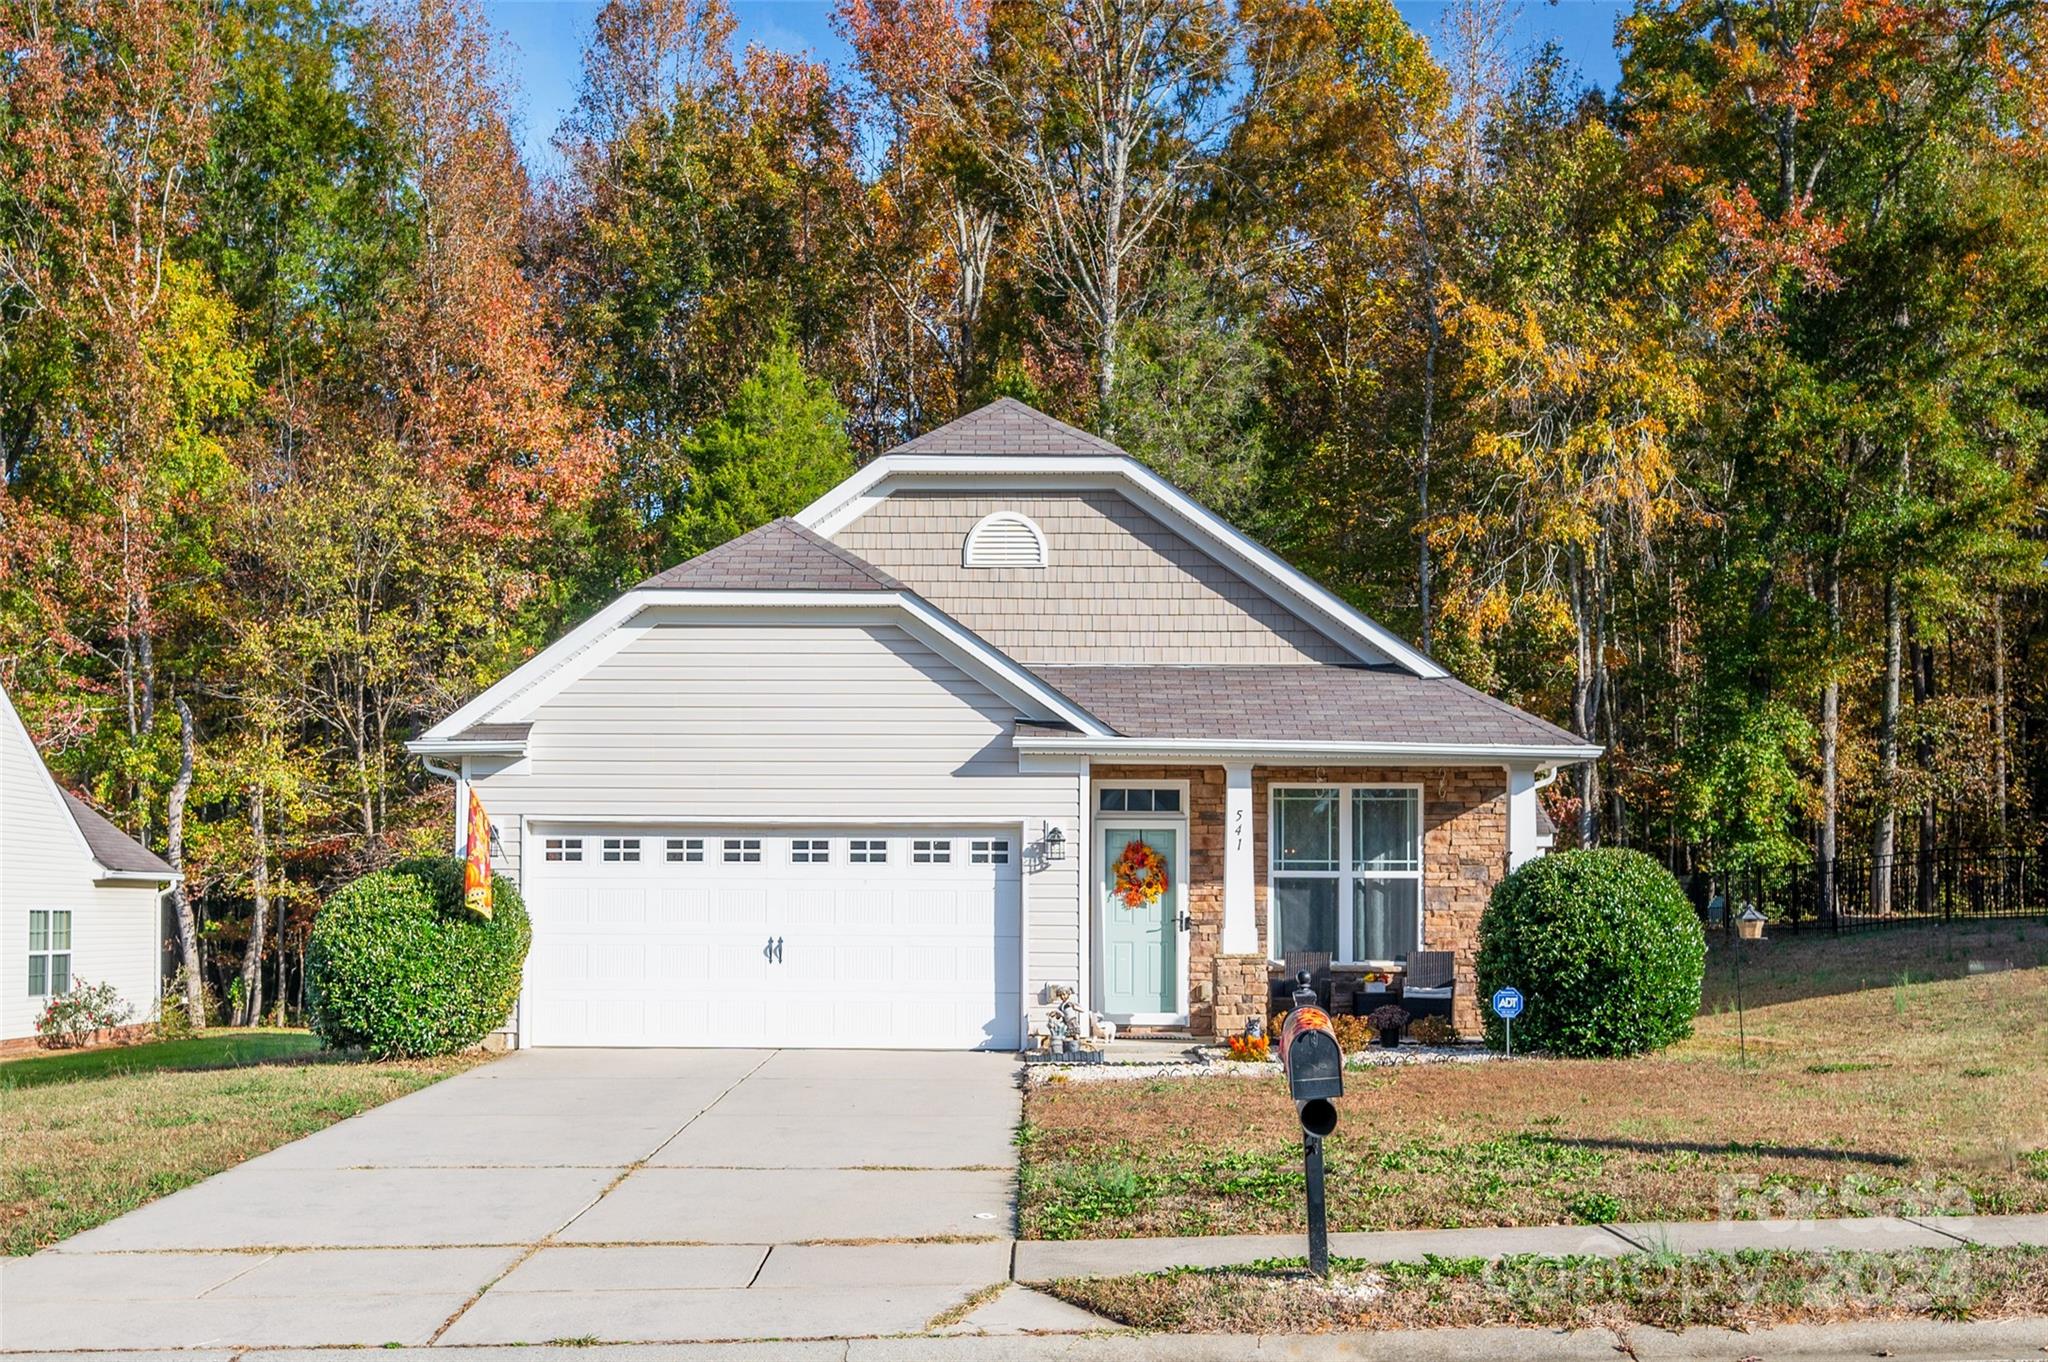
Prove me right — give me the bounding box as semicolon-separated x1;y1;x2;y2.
1112;839;1169;910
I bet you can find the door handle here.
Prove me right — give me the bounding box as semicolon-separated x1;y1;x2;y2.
764;935;775;963
773;936;784;964
1177;911;1192;933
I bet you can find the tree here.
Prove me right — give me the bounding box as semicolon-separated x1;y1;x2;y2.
664;340;857;562
956;0;1244;425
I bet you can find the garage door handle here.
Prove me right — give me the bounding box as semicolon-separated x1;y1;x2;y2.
773;936;784;964
764;935;783;964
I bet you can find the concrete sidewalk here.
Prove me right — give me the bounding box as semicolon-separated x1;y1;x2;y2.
1015;1211;2048;1279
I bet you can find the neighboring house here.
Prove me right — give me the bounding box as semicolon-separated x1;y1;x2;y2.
1;683;175;1046
411;399;1597;1049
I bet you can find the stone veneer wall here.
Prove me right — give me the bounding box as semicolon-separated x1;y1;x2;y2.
1093;764;1509;1038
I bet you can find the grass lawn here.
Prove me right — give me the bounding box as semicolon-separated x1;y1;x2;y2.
1043;1245;2048;1333
0;1029;488;1255
1020;922;2048;1240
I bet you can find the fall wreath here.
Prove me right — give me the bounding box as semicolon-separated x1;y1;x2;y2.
1112;839;1169;910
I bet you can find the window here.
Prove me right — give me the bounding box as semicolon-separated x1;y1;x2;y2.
544;837;584;863
722;837;762;863
962;511;1048;568
912;838;952;864
601;837;641;863
791;838;831;864
665;837;703;863
27;910;71;997
970;838;1011;865
1098;787;1182;814
1271;785;1422;965
850;838;888;863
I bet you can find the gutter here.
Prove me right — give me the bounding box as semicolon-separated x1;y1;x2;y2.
1012;736;1606;764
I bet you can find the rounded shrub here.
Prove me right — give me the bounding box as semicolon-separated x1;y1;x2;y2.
305;857;531;1058
1476;848;1704;1058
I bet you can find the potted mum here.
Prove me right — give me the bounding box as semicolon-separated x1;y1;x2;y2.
1368;1004;1409;1047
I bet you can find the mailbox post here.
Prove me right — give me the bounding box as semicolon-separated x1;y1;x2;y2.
1277;970;1344;1276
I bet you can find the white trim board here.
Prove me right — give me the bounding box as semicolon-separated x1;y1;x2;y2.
795;456;1445;679
1015;737;1603;764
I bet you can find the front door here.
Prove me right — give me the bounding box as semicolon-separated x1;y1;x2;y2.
1100;825;1181;1019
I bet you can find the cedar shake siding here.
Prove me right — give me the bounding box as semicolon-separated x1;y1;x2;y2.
833;490;1359;666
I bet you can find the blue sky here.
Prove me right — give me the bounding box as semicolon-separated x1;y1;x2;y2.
486;0;1632;172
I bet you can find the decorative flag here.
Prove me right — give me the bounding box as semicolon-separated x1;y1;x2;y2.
464;789;494;919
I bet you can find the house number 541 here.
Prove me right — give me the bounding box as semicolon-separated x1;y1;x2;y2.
1233;809;1245;850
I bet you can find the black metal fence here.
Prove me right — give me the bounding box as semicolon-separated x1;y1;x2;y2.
1702;846;2048;934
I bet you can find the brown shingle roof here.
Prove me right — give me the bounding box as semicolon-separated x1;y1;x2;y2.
62;791;174;877
638;518;905;592
889;397;1125;458
1033;665;1587;749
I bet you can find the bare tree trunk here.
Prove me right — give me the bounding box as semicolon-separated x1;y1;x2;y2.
1913;631;1935;914
1570;551;1604;848
167;700;204;1029
270;865;289;1026
1871;572;1902;914
1818;555;1840;918
237;786;268;1026
1991;593;2008;846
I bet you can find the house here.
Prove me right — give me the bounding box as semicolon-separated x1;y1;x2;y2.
1;682;176;1047
410;399;1597;1049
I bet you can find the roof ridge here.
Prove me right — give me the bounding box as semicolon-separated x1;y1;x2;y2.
888;397;1126;457
635;517;905;592
773;517;906;590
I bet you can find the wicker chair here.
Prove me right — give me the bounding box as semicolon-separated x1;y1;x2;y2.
1269;951;1333;1014
1401;950;1456;1021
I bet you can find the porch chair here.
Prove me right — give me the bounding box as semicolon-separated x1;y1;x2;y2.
1400;950;1457;1021
1270;951;1333;1015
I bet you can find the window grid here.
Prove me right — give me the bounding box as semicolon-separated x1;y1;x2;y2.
27;909;72;997
1098;786;1182;814
544;837;584;863
791;838;831;864
912;838;952;864
722;837;762;863
601;837;641;863
665;837;704;863
1270;785;1423;966
970;839;1011;865
849;838;888;863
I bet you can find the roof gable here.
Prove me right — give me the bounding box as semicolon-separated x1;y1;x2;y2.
1;683;174;881
889;397;1123;458
639;518;904;592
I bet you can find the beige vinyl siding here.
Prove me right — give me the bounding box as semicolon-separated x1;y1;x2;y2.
835;490;1358;665
1;705;163;1041
467;622;1086;1001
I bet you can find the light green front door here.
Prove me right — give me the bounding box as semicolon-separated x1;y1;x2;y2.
1101;826;1180;1017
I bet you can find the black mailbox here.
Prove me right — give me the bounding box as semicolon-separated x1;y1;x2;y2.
1277;973;1345;1275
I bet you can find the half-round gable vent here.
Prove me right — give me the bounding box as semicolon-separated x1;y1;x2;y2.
963;512;1049;569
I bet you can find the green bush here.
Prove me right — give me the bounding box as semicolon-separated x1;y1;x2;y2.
305;857;531;1058
1476;848;1704;1058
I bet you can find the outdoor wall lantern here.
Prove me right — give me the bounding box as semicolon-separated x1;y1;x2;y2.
1043;823;1066;861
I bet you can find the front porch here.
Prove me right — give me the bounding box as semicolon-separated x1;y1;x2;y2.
1084;765;1526;1040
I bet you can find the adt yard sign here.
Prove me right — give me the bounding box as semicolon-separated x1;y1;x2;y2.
1492;987;1525;1057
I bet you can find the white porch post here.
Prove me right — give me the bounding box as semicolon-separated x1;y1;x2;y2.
1507;764;1539;870
1222;763;1258;955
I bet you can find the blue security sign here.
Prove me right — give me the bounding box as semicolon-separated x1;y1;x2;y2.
1491;987;1525;1020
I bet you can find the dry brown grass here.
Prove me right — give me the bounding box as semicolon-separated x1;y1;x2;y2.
1021;923;2048;1239
1045;1246;2048;1333
0;1033;486;1254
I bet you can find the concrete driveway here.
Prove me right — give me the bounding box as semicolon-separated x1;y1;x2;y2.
0;1049;1091;1350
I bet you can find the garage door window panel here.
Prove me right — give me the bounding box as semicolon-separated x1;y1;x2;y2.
666;838;704;863
545;837;584;863
850;839;888;863
791;838;831;863
723;838;762;863
602;838;641;863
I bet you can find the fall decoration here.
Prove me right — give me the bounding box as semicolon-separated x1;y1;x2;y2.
1111;839;1169;910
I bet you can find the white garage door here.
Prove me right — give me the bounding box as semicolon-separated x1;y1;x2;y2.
524;827;1022;1049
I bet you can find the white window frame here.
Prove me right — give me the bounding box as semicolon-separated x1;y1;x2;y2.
1268;782;1424;967
722;837;762;863
28;909;72;997
601;837;642;863
970;838;1011;865
544;836;584;863
665;837;703;863
791;838;831;864
849;838;889;863
912;838;953;864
